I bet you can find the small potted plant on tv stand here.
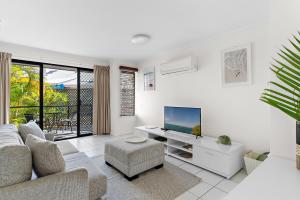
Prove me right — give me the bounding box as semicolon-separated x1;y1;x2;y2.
192;125;201;139
260;32;300;169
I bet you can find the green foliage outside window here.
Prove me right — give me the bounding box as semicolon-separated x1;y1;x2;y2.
10;64;68;126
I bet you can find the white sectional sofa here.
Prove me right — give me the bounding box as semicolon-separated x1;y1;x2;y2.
0;124;106;200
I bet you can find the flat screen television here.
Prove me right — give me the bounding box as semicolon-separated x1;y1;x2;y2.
164;106;201;137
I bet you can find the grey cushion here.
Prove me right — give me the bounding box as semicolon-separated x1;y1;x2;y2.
64;152;107;200
19;121;45;142
25;134;65;177
0;145;32;187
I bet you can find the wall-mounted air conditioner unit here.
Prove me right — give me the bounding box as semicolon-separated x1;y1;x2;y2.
160;56;198;75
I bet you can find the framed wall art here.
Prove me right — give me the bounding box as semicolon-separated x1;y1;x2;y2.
221;43;252;86
144;67;155;91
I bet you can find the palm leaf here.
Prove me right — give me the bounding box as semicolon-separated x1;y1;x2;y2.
262;92;297;108
260;96;298;112
272;62;300;77
272;65;300;82
291;37;300;52
277;52;300;67
260;98;300;120
290;32;300;46
261;32;300;121
282;46;300;62
269;81;300;98
264;89;298;102
279;49;300;66
274;58;300;71
270;69;300;91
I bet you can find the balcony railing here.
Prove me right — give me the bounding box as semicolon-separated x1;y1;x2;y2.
10;104;93;138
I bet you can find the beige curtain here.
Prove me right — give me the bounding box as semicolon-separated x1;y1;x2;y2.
0;52;12;125
93;65;111;135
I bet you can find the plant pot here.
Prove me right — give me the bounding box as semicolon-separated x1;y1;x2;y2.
244;152;263;175
297;121;300;170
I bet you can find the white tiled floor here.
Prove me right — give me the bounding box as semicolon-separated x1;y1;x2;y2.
179;162;203;174
175;191;199;200
196;170;224;186
200;188;227;200
65;135;247;200
215;179;238;193
189;182;214;197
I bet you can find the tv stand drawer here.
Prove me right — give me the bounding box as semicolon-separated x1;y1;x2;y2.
193;146;232;176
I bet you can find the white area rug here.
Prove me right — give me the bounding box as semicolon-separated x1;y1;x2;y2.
91;156;201;200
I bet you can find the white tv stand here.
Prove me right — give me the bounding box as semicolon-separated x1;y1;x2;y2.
135;126;245;179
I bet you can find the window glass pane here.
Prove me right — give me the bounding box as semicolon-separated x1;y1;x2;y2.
10;63;40;126
120;71;135;116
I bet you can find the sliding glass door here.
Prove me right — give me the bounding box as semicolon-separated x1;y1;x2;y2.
10;60;94;140
43;65;79;139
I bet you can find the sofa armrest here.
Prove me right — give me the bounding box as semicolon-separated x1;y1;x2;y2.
0;168;89;200
44;132;55;141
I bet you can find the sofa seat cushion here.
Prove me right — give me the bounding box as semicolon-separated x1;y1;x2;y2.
0;145;32;187
19;121;45;142
64;152;107;200
26;134;65;177
56;140;79;155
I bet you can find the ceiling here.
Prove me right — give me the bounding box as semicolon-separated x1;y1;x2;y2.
0;0;269;62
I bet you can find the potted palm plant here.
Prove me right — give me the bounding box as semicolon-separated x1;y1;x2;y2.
260;32;300;169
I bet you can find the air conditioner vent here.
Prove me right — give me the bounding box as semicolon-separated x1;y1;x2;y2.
160;56;198;75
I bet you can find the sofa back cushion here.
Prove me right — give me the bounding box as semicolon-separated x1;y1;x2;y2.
25;134;65;177
19;121;45;142
0;124;18;133
0;145;32;187
0;124;24;145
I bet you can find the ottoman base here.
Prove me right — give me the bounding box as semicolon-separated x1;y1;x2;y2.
105;161;164;181
124;174;139;181
155;163;164;169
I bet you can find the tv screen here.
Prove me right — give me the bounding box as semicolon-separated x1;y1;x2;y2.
164;106;201;136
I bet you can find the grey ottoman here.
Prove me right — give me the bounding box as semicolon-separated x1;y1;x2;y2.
104;138;164;181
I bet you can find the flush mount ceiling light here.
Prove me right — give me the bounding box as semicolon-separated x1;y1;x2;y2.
131;34;151;45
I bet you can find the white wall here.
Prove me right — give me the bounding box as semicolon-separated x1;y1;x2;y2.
110;60;138;135
0;41;137;135
136;24;271;152
269;0;300;160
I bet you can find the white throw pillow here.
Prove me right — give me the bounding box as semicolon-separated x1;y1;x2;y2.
19;121;45;142
25;134;65;177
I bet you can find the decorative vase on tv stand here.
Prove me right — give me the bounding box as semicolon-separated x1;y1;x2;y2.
260;32;300;170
